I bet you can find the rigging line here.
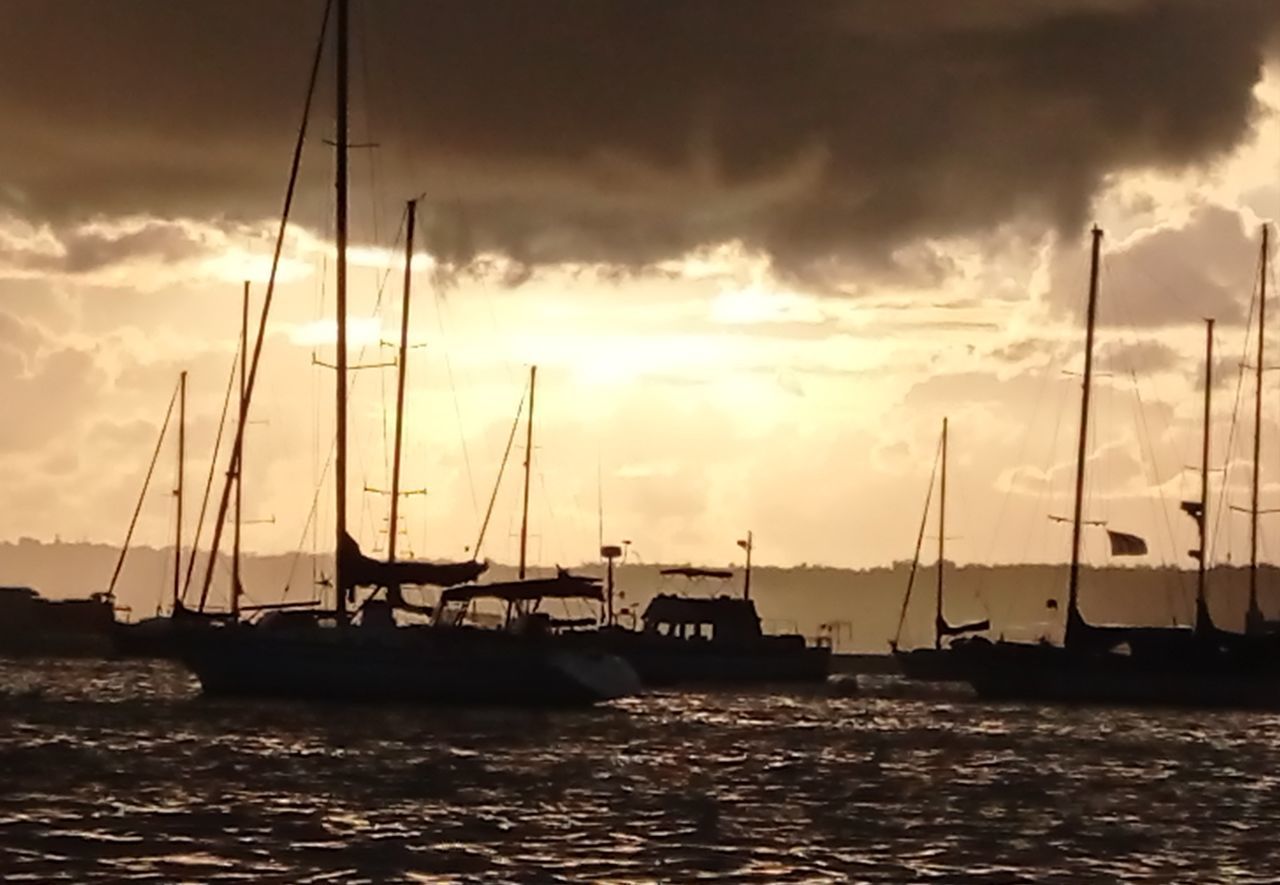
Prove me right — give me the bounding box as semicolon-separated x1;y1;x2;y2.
473;388;527;558
180;331;242;601
893;432;942;646
106;381;179;601
283;437;336;602
161;506;176;615
379;329;391;485
536;463;567;569
1120;349;1188;609
1105;274;1182;572
311;255;328;586
345;215;403;464
434;289;481;524
976;334;1061;590
302;209;404;561
1202;322;1224;571
288;218;405;575
356;1;381;251
1210;250;1263;565
198;0;333;612
377;205;409;502
1025;367;1071;566
1127;367;1189;613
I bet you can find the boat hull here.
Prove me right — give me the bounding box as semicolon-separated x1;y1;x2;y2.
565;629;831;687
113;615;222;659
964;640;1280;710
0;589;116;658
894;647;974;683
178;625;641;707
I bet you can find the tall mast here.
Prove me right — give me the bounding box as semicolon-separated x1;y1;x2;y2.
388;200;416;563
1066;226;1103;645
1250;224;1268;630
173;370;186;611
935;417;948;650
1197;318;1214;632
333;0;350;620
742;530;753;600
518;365;537;580
232;281;247;617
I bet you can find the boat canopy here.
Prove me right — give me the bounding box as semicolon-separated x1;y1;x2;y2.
339;532;488;589
659;567;733;580
437;572;604;606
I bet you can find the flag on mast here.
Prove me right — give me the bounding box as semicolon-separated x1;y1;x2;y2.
1106;529;1148;557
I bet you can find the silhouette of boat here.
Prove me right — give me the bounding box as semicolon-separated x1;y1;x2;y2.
175;0;638;707
588;593;831;686
0;586;116;657
963;225;1280;709
891;418;989;681
185;565;638;706
107;370;237;658
557;542;831;687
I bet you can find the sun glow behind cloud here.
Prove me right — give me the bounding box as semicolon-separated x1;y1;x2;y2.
7;54;1280;591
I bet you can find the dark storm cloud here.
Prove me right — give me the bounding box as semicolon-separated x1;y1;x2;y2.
0;0;1276;276
0;220;211;276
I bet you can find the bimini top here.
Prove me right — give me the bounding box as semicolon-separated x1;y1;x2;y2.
659;567;734;580
437;571;604;606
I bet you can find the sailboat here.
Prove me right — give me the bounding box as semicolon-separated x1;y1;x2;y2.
423;370;827;687
892;418;990;681
115;284;285;657
962;226;1280;709
110;370;232;657
176;0;639;706
420;362;622;632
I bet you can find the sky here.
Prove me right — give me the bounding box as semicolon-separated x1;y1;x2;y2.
5;0;1280;587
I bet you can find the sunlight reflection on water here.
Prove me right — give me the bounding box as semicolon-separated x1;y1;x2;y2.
1;660;1279;882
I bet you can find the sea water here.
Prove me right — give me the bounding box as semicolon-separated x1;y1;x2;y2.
0;658;1277;882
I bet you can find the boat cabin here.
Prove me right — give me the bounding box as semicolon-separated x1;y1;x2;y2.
641;594;763;643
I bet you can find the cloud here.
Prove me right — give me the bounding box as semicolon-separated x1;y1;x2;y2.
0;1;1275;279
0;344;107;454
0;217;214;277
1097;339;1182;375
1046;204;1262;327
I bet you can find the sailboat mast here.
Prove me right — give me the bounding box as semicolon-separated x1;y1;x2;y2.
935;417;948;650
173;370;186;611
1067;226;1103;641
388;200;416;563
1250;224;1268;627
1198;318;1213;628
519;365;537;580
232;281;247;617
333;0;350;620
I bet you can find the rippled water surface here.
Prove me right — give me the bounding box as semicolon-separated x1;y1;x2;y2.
2;659;1280;882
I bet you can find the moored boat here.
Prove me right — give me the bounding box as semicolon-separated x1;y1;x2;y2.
566;542;831;687
0;586;116;658
182;609;639;707
175;0;638;708
964;225;1280;709
891;419;989;682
